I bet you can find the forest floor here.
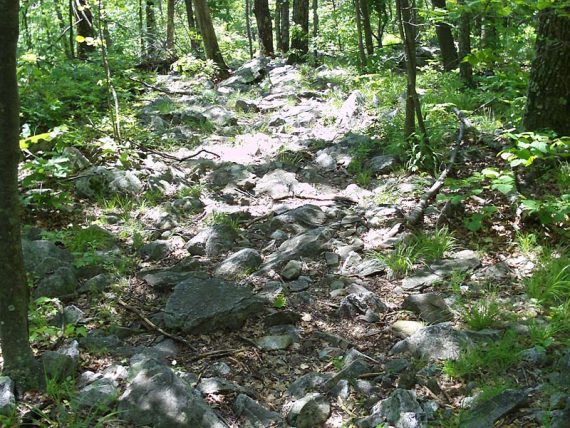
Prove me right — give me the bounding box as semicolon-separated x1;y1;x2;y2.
10;58;569;427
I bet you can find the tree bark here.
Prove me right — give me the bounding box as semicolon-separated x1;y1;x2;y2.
431;0;458;71
246;0;254;58
279;0;290;52
360;0;374;55
312;0;318;57
193;0;230;79
354;0;367;67
184;0;200;52
166;0;175;52
253;0;274;56
524;7;570;136
75;0;96;59
289;0;309;61
146;0;158;58
457;0;474;87
371;0;388;48
0;0;39;389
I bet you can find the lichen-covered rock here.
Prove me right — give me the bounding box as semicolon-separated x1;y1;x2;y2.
214;248;262;278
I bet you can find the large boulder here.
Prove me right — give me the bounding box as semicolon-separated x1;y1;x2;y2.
356;389;427;428
162;277;264;334
119;357;227;427
186;225;238;257
234;394;282;428
214;248;263;278
75;166;143;199
22;239;73;276
270;204;327;233
219;57;270;89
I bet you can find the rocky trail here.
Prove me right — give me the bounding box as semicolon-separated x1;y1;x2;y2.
14;58;545;427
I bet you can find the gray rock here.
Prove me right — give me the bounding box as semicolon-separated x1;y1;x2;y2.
162;277;263;334
75;378;118;410
325;252;340;267
257;334;294;351
391;320;425;338
367;155;399;174
338;284;388;321
219;57;269;88
460;389;528;428
289;277;311;292
51;305;85;327
281;260;303;280
171;196;205;214
79;273;115;293
42;341;80;381
203;106;237;126
336;90;365;128
75;166;143;198
234;393;282;428
235;99;260;113
402;251;481;290
390;322;473;361
141;270;206;292
22;239;73;276
324;359;372;390
35;266;78;299
315;152;336;170
264;310;301;327
186;225;238;257
197;377;250;395
63;146;91;171
214;248;262;278
551;402;570;428
79;332;121;353
287;393;331;428
0;377;15;417
350;259;387;277
254;169;300;199
119;357;227;427
139;240;174;261
356;389;426;428
271;204;327;233
288;372;333;399
403;293;454;324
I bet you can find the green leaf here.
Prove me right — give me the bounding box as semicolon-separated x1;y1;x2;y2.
465;213;484;232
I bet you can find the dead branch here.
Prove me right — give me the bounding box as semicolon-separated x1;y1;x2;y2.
144;147;221;161
117;299;196;351
406;108;471;226
128;76;195;96
189;347;251;362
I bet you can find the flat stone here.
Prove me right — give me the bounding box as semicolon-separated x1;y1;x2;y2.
460;389;528;428
186;225;238;257
162;277;263;334
288;372;333;399
35;266;78;299
257;334;294;351
234;394;282;428
367;155;399;174
403;293;454;324
338;284;388;320
214;248;262;278
271;204;327;233
75;378;118;410
287;393;331;428
356;389;426;428
264;310;302;327
325;252;340;267
391;320;425;338
281;260;302;280
197;377;250;395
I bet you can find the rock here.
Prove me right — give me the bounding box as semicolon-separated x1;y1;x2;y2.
139;240;174;261
51;305;85;326
471;262;511;282
402;250;481;290
403;293;454;324
234;394;282;428
254;169;299;199
219;57;269;88
551;402;570;428
214;248;262;278
0;377;15;417
79;332;121;353
336;90;365;128
287;393;331;428
390;322;473;361
338;284;388;321
79;273;115;293
75;166;143;198
119;357;227;427
35;267;78;299
315;152;336;170
141;270;206;292
63;147;91;171
324;359;372;390
186;225;238;257
203;106;237;126
75;378;118;410
271;204;327;233
281;260;302;280
460;389;528;428
391;320;425;338
22;239;73;276
288;372;332;399
289;277;311;292
367;155;399;174
171;196;205;214
349;259;387;277
325;252;339;267
356;389;426;428
42;341;80;381
197;377;250;395
162;277;263;334
235;99;260;113
264;310;301;327
257;334;294;351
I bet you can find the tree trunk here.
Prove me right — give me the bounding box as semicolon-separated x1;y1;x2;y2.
54;0;72;57
139;0;145;57
75;0;96;59
354;0;367;67
184;0;200;52
146;0;158;58
193;0;230;79
431;0;458;71
0;0;39;389
397;0;428;141
457;0;473;87
524;7;570;136
68;0;75;57
360;0;374;55
312;0;318;57
246;0;254;58
280;0;290;52
290;0;309;61
166;0;175;52
275;0;282;52
332;0;343;51
254;0;274;56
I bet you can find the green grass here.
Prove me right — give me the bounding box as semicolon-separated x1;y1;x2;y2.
205;211;241;232
526;252;570;304
463;296;502;330
177;184;204;199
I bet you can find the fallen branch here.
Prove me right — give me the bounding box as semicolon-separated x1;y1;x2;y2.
189;347;250;362
117;299;196;351
406;108;471;226
144;146;221;161
128;76;195;96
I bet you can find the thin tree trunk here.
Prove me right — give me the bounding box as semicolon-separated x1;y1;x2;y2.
166;0;175;52
146;0;157;58
332;0;342;51
281;0;290;52
246;0;254;58
354;0;367;68
523;7;570;135
139;0;145;57
360;0;374;55
69;0;75;57
254;0;274;56
431;0;458;71
275;0;282;52
373;0;388;48
184;0;200;52
0;0;39;389
312;0;318;57
54;0;72;57
75;0;96;59
290;0;309;61
457;0;474;87
193;0;230;79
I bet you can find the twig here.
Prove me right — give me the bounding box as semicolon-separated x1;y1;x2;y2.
128;76;194;96
406;108;470;226
189;347;250;362
117;299;196;351
145;146;220;161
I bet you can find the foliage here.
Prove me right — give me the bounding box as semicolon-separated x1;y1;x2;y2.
526;251;570;304
463;296;502;330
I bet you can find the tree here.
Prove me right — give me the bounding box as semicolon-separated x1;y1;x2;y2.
431;0;458;71
360;0;374;55
0;0;39;388
523;6;570;136
253;0;274;56
184;0;200;52
354;0;367;67
457;0;474;87
193;0;230;78
275;0;290;53
146;0;158;58
371;0;389;48
166;0;176;52
75;0;95;59
289;0;309;62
